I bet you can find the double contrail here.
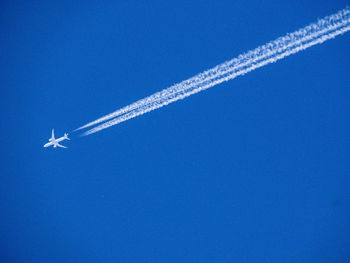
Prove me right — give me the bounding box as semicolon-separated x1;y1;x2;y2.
76;7;350;136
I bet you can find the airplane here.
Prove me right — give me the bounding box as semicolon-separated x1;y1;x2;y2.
43;129;70;148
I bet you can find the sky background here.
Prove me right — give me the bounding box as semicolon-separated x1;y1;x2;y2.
1;1;350;262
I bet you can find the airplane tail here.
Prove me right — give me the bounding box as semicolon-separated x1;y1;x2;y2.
64;133;70;140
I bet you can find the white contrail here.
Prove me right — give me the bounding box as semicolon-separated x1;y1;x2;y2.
79;7;350;136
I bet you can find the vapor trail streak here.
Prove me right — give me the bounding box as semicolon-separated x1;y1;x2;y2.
79;7;350;136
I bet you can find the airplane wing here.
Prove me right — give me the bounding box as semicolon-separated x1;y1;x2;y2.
56;143;67;148
51;129;55;140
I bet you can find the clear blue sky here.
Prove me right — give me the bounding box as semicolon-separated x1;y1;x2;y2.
1;1;349;262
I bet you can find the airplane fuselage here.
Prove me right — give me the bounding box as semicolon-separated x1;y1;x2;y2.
43;136;67;148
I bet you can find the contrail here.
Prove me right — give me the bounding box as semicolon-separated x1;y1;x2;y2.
78;7;350;136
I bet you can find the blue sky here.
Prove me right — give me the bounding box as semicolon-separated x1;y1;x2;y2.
1;1;350;262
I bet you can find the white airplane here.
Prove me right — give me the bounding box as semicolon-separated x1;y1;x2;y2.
44;129;70;148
